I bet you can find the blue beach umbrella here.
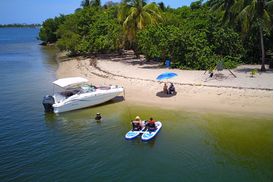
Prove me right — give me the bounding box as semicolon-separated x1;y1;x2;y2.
156;72;178;81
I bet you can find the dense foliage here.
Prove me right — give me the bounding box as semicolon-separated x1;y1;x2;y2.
137;5;244;69
56;7;122;55
208;0;273;70
117;0;163;49
39;15;66;44
39;0;273;70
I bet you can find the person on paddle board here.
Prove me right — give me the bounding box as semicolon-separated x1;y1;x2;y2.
132;116;142;131
146;117;156;131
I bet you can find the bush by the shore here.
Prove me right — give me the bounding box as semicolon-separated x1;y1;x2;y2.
38;0;273;70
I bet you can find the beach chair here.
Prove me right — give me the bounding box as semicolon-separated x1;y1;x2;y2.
204;61;237;81
218;61;237;78
216;61;224;71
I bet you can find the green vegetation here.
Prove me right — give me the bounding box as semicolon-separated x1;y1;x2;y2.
210;0;272;71
137;5;244;70
250;69;258;77
56;7;122;55
39;15;67;44
81;0;101;8
118;0;162;50
39;0;273;71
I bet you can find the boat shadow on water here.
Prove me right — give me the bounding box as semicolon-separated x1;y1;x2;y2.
102;95;125;105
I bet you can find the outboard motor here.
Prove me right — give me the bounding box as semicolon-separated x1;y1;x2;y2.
42;95;55;113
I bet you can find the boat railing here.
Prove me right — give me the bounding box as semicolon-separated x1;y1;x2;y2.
96;86;111;90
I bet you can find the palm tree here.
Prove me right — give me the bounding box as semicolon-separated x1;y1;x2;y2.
209;0;235;23
234;0;272;71
210;0;272;71
81;0;90;7
91;0;101;7
81;0;101;8
118;0;163;49
158;2;166;11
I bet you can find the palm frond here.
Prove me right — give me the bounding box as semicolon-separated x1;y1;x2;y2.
262;9;271;26
231;0;244;13
209;0;225;11
118;3;130;23
236;5;251;32
118;0;163;46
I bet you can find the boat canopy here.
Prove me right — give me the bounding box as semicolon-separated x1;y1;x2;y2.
53;77;88;88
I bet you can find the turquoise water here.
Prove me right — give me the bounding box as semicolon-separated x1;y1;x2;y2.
0;28;272;181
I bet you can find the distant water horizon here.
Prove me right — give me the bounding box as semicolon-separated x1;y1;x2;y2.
0;28;272;182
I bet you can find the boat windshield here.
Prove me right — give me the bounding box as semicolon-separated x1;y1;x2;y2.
80;85;95;93
53;85;96;103
60;89;80;97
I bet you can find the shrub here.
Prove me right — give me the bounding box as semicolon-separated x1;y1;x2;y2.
222;56;241;69
56;7;122;55
39;15;67;44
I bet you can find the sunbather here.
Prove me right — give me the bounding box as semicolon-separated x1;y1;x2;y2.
168;83;175;94
163;83;168;94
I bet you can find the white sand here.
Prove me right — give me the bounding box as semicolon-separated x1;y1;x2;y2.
56;55;273;115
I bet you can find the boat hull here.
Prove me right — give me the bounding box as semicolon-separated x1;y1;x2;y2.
53;88;123;113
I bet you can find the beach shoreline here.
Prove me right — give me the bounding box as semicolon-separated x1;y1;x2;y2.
56;53;273;115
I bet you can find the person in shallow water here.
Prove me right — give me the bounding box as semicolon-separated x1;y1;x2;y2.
95;113;102;121
146;117;156;131
132;116;142;131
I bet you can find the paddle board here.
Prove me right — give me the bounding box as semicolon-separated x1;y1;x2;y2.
141;121;162;141
125;121;146;140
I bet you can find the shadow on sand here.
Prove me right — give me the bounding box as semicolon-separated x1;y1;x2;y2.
234;67;273;74
156;91;177;98
141;64;165;69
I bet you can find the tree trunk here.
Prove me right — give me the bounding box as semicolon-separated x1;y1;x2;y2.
259;26;266;71
162;49;166;62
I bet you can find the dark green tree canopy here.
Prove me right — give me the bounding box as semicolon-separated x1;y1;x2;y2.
39;15;66;44
81;0;101;7
56;7;122;55
39;0;272;70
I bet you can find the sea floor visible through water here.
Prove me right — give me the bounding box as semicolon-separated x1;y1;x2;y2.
41;101;273;182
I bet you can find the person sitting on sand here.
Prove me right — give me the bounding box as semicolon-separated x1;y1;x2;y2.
168;83;175;94
146;117;156;131
132;116;142;131
163;83;168;94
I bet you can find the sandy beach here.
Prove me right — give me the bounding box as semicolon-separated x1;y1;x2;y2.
56;53;273;115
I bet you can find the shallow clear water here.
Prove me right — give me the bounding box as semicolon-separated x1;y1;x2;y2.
0;28;272;182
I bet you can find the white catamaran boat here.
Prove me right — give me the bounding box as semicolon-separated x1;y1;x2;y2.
42;77;124;113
